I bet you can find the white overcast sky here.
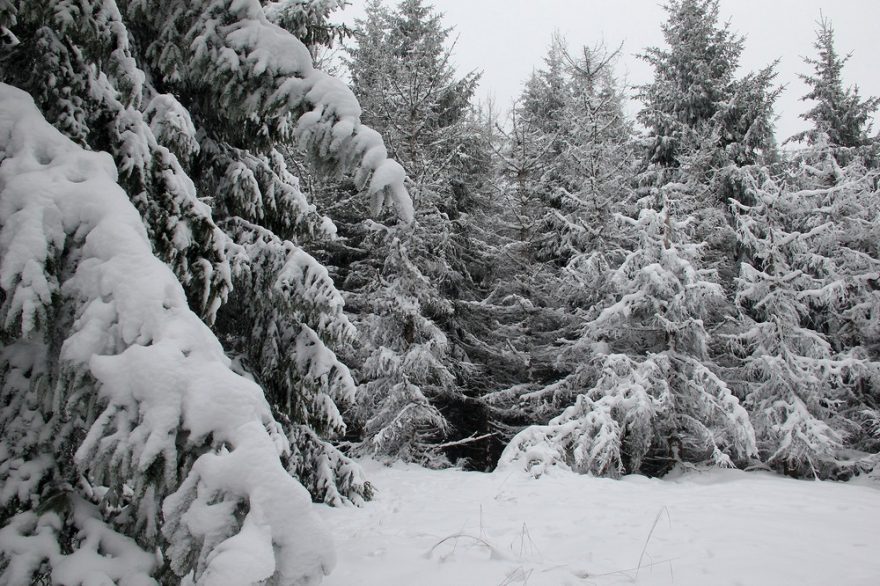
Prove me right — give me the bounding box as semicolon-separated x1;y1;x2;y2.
334;0;880;142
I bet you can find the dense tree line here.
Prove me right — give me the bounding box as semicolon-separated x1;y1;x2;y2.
325;0;879;481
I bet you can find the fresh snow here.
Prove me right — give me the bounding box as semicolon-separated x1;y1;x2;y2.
317;462;880;586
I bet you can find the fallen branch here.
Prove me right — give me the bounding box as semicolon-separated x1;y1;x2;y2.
433;432;497;450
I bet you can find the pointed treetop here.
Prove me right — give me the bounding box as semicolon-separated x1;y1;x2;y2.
792;16;880;148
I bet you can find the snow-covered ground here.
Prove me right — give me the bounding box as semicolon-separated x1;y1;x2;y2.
316;461;880;585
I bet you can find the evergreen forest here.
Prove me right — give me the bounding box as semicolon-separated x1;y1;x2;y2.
1;0;878;584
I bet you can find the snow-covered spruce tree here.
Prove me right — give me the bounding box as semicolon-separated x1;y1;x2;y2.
479;50;577;423
785;149;880;472
507;37;571;252
348;0;480;191
491;36;633;269
2;1;416;581
337;0;499;466
638;0;744;170
501;191;756;477
782;141;880;356
738;29;880;476
352;233;455;465
788;17;880;350
0;84;334;585
636;0;780;289
727;164;878;478
3;0;416;504
637;0;777;173
548;40;635;306
485;38;637;443
789;17;880;153
641;2;779;193
218;218;371;505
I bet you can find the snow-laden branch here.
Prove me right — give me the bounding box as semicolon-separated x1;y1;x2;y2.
127;0;413;222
